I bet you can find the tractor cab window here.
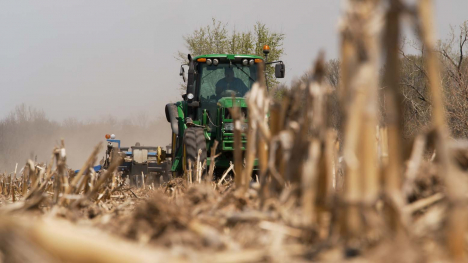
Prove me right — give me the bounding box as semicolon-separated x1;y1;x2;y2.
197;62;258;132
198;63;258;100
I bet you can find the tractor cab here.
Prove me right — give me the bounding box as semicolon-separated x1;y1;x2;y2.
166;46;285;176
195;55;260;132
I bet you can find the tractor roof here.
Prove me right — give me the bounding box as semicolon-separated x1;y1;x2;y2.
193;54;264;61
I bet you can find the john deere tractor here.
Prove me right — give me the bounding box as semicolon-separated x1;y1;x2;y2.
165;46;285;176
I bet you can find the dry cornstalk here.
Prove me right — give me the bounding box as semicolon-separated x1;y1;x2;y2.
29;161;38;190
244;84;259;186
0;215;182;263
403;192;444;214
218;162;234;186
323;129;337;204
0;176;3;195
196;148;201;183
256;63;270;202
83;156;122;201
187;159;192;184
111;172;117;190
418;0;467;260
340;0;382;245
207;140;219;182
268;102;284;195
69;143;102;194
44;153;55;182
230;103;245;192
14;163;18;186
53;141;66;204
21;162;27;195
403;134;426;196
300;55;329;227
381;0;406;232
200;160;206;183
11;175;16;202
7;174;11;197
301;138;321;226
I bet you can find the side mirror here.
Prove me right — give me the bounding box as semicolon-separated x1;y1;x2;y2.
275;63;285;78
179;66;186;82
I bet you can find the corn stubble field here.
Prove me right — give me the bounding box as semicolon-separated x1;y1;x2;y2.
1;0;467;262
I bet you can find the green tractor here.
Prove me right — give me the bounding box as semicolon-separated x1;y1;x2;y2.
165;46;285;177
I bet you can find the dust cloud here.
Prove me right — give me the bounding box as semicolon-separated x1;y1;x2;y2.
0;104;171;172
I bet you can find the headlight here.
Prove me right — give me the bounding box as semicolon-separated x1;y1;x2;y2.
224;122;248;132
249;59;255;66
242;59;248;66
206;59;212;65
224;123;234;131
187;93;194;100
213;59;219;66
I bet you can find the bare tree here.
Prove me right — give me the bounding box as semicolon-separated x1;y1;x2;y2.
396;21;468;138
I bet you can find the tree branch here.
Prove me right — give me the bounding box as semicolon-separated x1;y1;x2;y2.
400;82;430;104
440;49;459;71
399;48;429;79
458;32;467;71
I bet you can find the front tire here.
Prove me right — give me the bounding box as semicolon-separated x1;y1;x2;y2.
183;127;207;175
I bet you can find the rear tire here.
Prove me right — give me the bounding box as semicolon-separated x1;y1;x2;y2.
183;127;207;173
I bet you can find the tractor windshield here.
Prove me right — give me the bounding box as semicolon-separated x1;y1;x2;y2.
197;63;258;100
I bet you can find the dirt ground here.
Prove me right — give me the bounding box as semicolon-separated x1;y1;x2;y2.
0;160;456;263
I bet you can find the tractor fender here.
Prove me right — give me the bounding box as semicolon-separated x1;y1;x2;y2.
165;103;179;135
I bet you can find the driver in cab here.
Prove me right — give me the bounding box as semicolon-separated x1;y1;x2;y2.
215;67;248;99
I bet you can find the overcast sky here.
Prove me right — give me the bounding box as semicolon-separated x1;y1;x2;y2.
1;0;467;121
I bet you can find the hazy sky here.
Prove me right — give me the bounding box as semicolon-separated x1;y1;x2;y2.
1;0;467;121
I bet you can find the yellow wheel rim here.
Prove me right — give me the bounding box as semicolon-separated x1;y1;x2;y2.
157;146;162;164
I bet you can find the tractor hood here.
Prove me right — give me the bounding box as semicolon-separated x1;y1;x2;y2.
217;97;247;108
